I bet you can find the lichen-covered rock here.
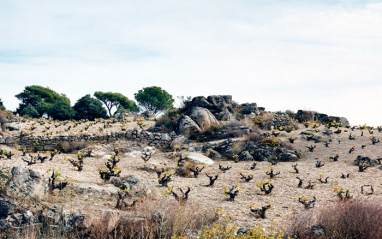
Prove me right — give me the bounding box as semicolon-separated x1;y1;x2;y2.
240;103;260;115
4;122;22;132
0;197;18;218
111;175;152;197
190;107;220;129
176;116;201;138
7;166;49;199
238;151;254;161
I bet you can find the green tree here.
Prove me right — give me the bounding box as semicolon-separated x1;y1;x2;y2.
48;97;76;120
15;85;63;117
94;91;138;117
73;94;107;120
0;98;5;111
134;86;174;116
20;104;39;118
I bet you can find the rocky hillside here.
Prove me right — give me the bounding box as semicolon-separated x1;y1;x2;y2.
1;96;381;238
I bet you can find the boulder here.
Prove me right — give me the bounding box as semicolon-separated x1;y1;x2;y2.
4;122;21;132
207;150;222;160
176;116;201;138
186;152;214;165
111;175;152;197
216;108;235;121
187;96;213;109
238;151;254;161
7;166;49;199
296;110;316;123
190;107;219;129
40;205;87;232
0;197;18;218
207;95;232;112
240;103;260;115
72;183;119;197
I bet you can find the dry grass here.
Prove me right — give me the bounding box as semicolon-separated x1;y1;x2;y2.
288;199;382;239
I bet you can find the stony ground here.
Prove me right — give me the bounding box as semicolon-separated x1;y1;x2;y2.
2;119;382;231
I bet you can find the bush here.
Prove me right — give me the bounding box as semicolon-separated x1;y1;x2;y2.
260;137;281;147
59;141;89;153
288;200;382;239
245;132;261;143
155;109;184;133
0;111;8;131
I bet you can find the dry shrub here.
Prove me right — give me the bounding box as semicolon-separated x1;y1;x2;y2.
0;110;8;131
89;199;219;239
245;132;261;143
227;129;244;138
287;200;382;239
155;109;184;133
59;141;89;153
260;137;281;147
175;160;198;178
225;121;244;127
240;117;255;129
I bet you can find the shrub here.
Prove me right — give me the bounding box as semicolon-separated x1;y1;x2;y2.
287;200;382;239
59;141;89;153
155;109;184;133
245;132;261;143
0;110;8;131
260;137;281;147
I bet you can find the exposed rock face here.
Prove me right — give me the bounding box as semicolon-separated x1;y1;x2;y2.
238;151;254;161
207;95;233;113
217;108;235;121
296;110;316;123
263;113;296;130
0;197;18;218
176;116;201;138
40;205;87;232
7;166;49;199
111;175;152;197
240;103;260;115
190;107;220;129
186;95;234;118
0;209;36;230
186;152;215;165
4;122;22;132
72;183;119;197
296;110;349;126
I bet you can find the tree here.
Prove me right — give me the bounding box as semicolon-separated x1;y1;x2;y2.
20;104;39;118
48;97;76;120
134;86;174;116
94;91;138;117
73;94;107;120
0;99;5;111
15;85;63;117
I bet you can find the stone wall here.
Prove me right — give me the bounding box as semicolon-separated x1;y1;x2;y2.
0;128;176;152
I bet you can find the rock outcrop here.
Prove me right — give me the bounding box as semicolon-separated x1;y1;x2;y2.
6;166;49;199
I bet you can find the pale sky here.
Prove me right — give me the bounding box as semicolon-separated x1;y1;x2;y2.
1;0;382;125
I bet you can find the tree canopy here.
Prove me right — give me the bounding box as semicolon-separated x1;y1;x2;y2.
15;85;64;117
73;94;107;120
134;86;174;116
48;98;76;120
20;104;39;118
94;91;138;117
0;99;5;111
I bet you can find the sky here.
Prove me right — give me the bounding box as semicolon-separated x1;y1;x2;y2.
1;0;382;126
